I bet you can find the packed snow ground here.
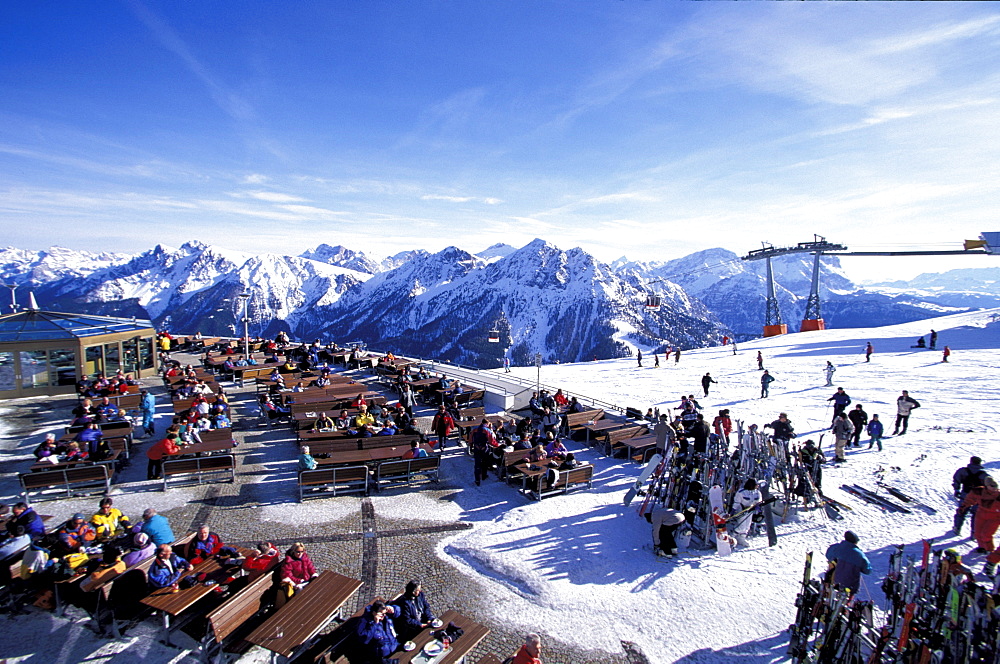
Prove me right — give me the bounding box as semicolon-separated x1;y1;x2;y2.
438;308;1000;662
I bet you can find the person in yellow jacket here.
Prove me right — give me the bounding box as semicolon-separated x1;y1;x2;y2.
91;497;130;542
354;406;376;428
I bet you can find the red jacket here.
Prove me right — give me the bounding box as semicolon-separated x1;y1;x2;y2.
432;412;454;436
280;552;316;585
147;437;180;460
511;646;541;664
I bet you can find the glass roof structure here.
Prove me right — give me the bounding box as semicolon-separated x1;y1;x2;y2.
0;310;154;343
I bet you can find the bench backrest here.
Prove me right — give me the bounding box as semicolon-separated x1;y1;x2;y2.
360;434;420;450
606;425;647;444
566;409;605;427
206;571;275;643
308;440;363;455
163;455;235;475
20;464;110;490
301;466;369;484
378;456;440;478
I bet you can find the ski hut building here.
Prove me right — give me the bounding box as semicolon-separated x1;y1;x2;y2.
0;310;158;399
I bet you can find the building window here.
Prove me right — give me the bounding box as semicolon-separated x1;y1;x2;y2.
140;337;155;370
49;348;77;386
0;352;14;391
104;342;120;374
85;346;104;377
19;350;49;389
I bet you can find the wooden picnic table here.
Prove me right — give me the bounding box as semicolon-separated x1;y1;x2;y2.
163;437;235;458
288;389;379;406
141;545;253;645
581;420;625;443
245;570;363;659
198;428;235;444
60;425;133;442
513;461;550;498
317;444;434;467
394;609;491;664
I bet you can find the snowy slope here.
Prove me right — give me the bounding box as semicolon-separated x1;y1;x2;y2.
423;309;1000;662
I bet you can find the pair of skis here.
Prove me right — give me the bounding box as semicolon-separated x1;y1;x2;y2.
839;484;913;513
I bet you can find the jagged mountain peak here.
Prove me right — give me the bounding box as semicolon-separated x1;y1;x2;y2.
300;244;379;274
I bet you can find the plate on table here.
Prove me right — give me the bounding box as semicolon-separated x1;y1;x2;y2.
423;641;444;656
403;641;416;652
430;619;443;628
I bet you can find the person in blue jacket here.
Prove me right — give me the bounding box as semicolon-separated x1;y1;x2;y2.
140;508;175;546
391;580;437;642
11;503;46;541
74;423;104;457
140;389;157;436
356;600;399;662
866;415;884;451
148;543;191;589
825;530;871;596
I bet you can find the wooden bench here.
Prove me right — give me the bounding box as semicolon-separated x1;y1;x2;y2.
602;425;649;457
565;409;605;438
19;464;111;503
500;449;533;484
534;464;595;500
306;439;366;455
201;569;277;660
454;389;486;407
477;656;504;664
162;454;236;490
299;466;369;501
374;457;441;491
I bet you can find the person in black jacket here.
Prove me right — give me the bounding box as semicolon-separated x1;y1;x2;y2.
701;373;717;397
764;413;795;442
391;580;437;642
847;405;868;448
953;456;988;535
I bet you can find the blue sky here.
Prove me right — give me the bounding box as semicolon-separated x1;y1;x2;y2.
2;2;999;281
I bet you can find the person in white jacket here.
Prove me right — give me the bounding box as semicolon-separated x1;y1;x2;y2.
731;479;762;548
824;361;836;387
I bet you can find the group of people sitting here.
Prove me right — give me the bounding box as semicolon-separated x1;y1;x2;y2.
70;397;131;427
75;372;139;399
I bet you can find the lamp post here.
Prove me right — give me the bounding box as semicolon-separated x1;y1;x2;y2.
534;352;542;393
4;284;16;312
238;293;251;358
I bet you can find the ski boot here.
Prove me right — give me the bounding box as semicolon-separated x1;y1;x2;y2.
984;562;997;579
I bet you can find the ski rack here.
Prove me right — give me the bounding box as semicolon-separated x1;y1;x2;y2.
787;544;1000;663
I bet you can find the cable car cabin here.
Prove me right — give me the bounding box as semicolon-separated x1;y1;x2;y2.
488;330;500;343
645;295;661;311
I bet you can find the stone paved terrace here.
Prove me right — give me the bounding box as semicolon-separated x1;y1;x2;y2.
0;352;637;664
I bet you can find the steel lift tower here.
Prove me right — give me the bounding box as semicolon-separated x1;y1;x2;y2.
742;236;847;337
742;232;998;338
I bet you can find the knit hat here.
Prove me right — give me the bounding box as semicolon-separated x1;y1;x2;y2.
134;532;150;547
844;531;859;544
72;513;86;521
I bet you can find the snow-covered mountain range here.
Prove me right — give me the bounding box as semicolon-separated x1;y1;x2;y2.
0;241;996;368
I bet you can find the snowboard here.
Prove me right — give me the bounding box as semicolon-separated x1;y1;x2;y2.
759;483;779;547
624;453;663;506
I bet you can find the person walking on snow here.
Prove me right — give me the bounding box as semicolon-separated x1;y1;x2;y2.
865;342;874;362
942;345;951;362
892;390;920;435
760;370;775;398
637;350;642;367
756;351;764;370
929;329;938;350
827;387;852;425
654;354;659;368
824;361;836;387
866;414;884;451
826;531;871;597
503;356;510;373
674;348;681;363
701;373;717;397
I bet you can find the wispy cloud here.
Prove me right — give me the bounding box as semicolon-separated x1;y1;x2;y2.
247;191;305;203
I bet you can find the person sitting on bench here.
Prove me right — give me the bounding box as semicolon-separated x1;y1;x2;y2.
391;580;437;642
148;543;191;591
190;524;224;564
279;542;317;598
356;600;400;664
